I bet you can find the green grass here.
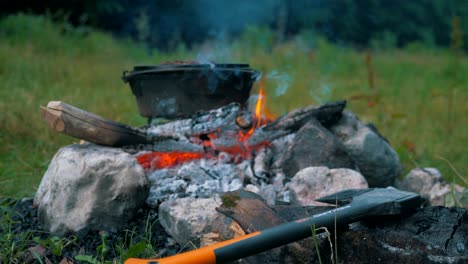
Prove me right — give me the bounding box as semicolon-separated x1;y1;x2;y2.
0;14;467;198
0;198;160;263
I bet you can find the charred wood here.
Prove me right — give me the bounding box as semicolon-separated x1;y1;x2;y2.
41;101;149;147
147;103;241;139
263;100;346;132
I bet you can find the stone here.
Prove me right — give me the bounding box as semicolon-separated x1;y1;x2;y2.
329;111;402;187
158;196;238;246
33;144;148;235
270;134;295;170
280;118;357;178
257;184;277;206
287;166;368;206
396;168;467;207
253;147;273;181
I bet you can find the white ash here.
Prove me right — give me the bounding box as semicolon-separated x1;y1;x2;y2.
145;143;292;208
146;158;253;208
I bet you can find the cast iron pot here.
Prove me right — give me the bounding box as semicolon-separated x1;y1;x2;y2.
122;63;260;119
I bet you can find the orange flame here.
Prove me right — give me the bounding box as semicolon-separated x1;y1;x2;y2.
239;79;271;141
255;82;266;125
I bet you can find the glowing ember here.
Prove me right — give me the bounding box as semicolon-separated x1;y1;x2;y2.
137;151;211;170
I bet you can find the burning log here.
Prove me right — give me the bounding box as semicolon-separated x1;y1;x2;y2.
147;100;346;144
146;103;243;139
262;100;346;132
42;99;347;171
41;101;149;147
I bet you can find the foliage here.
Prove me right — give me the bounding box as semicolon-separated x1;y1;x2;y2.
0;199;33;262
2;1;468;51
311;225;335;264
33;235;77;256
73;214;159;263
75;232;111;264
116;217;158;261
311;224;323;264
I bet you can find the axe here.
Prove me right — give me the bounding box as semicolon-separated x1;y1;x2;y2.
125;187;421;264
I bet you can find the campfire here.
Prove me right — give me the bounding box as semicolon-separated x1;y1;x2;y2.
34;61;423;262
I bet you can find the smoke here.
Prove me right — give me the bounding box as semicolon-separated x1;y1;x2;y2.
191;0;279;38
196;31;232;64
267;70;293;97
132;0;282;50
309;81;333;104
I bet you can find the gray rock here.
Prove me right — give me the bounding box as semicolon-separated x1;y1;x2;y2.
257;184;277;206
287;166;368;206
158;196;238;246
270;134;295;170
33;144;148;235
329;111;402;187
396;168;467;207
253;147;273;181
281;118;357;178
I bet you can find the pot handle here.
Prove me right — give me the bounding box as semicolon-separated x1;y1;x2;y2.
122;70;130;82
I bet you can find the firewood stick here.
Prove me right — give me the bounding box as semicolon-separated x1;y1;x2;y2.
41;101;149;147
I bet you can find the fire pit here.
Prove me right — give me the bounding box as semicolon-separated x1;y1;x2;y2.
122;63;260;119
33;61;467;263
38;60;408;250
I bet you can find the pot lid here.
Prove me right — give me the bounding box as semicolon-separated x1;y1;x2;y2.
123;63;257;82
132;63;250;71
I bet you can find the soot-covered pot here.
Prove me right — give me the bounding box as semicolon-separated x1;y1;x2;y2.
122;62;260;119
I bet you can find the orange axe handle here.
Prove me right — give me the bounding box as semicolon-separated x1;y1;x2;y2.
124;203;352;264
125;231;261;264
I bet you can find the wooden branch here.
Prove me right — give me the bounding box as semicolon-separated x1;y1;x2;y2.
41;101;149;147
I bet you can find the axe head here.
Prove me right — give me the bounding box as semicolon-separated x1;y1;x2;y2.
316;187;421;216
